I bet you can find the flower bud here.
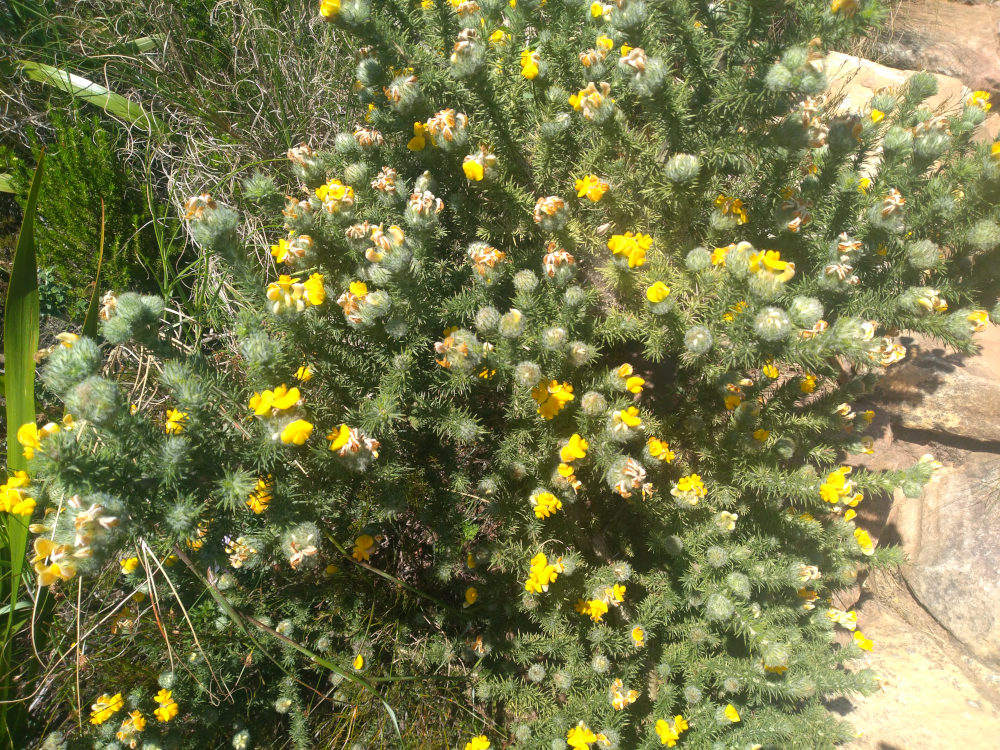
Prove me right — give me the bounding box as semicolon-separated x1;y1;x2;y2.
752;307;792;342
684;325;713;354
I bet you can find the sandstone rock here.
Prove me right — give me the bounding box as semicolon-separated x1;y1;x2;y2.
875;325;1000;445
824;51;1000;143
874;0;1000;97
887;450;1000;666
840;577;1000;750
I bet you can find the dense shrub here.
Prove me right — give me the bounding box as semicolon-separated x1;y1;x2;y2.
13;0;1000;748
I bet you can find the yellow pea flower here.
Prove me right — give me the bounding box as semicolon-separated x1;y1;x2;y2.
646;281;670;303
279;419;313;445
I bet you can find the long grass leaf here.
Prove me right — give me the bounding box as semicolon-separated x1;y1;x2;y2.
0;175;13;194
1;148;43;746
17;60;163;133
82;199;105;338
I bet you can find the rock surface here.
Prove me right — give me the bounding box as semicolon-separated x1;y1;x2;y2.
874;0;1000;97
824;50;1000;142
889;450;1000;667
840;574;1000;750
875;324;1000;445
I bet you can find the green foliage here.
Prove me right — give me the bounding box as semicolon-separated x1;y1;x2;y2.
2;110;167;319
13;0;1000;749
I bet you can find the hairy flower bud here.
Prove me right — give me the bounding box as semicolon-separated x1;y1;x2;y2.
684;325;713;354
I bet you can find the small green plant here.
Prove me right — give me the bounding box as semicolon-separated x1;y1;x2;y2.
11;0;1000;748
2;110;169;319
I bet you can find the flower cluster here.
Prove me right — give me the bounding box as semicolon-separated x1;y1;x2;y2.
524;552;564;594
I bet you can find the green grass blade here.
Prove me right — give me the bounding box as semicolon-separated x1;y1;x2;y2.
0;175;13;194
129;35;165;52
17;60;163;133
1;148;43;748
82;199;105;338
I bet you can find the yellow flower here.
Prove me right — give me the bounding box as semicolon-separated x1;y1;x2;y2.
854;527;875;556
407;121;428;151
762;363;779;379
724;394;742;410
567;722;598;750
800;374;817;394
464;586;478;607
830;0;859;15
575;174;609;202
116;710;147;742
247;477;272;514
625;376;645;394
120;557;139;574
559;434;589;463
295;364;313;382
870;109;884;123
992;142;1000;161
315;179;354;211
753;428;770;442
575;598;609;622
270;237;291;263
531;380;574;419
677;474;705;495
249;384;302;416
858;177;871;192
319;0;341;16
524;552;564;593
968;90;992;112
0;473;35;516
714;194;748;224
462;158;485;181
607;231;652;268
302;273;326;306
17;422;58;460
568;81;612;120
530;492;562;518
853;630;874;651
352;533;375;561
465;737;491;750
614;406;642;428
631;625;645;646
327;424;352;453
608;583;625;603
655;715;689;746
55;332;79;348
164;409;188;435
647;437;675;462
748;249;795;281
520;49;540;80
90;693;125;725
646;281;670;303
609;678;639;710
279;419;313;445
711;245;731;266
153;688;179;722
967;310;989;332
820;466;863;507
724;703;741;722
489;29;509;45
353;653;365;670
